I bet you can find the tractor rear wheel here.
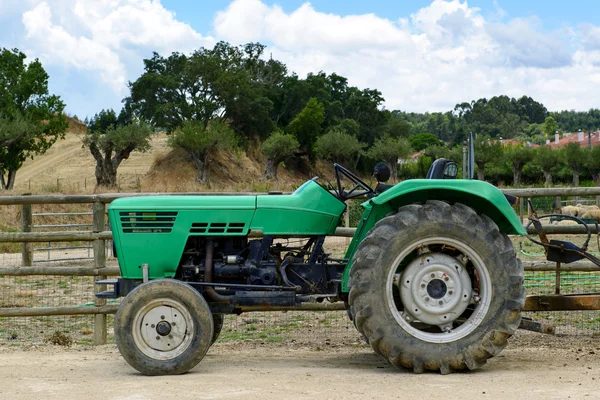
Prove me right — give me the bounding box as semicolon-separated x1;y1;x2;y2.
115;279;214;375
349;201;525;374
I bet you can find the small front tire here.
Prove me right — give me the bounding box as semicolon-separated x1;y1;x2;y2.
115;279;214;375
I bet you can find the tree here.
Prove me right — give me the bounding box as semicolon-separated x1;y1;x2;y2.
504;143;533;187
383;116;411;139
533;145;561;187
128;42;280;139
168;120;237;186
542;116;559;139
261;131;299;180
286;97;325;159
422;144;449;161
563;142;585;186
0;48;67;190
83;109;154;187
315;128;366;168
409;133;441;151
473;135;503;181
585;146;600;185
369;137;412;183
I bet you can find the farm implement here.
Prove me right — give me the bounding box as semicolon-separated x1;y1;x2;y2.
97;159;600;375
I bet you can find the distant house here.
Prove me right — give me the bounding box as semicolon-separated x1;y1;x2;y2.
547;131;600;149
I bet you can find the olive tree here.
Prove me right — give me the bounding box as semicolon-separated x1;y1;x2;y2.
261;131;299;180
504;143;533;187
315;128;366;168
83;109;154;188
533;145;560;187
168;120;237;186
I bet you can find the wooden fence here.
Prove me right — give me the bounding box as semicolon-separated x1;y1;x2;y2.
1;186;600;345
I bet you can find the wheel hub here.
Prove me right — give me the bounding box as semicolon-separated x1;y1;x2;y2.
156;321;172;336
399;253;472;326
426;279;447;299
137;304;190;354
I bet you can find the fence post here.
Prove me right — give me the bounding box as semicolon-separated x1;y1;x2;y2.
93;201;107;345
21;196;33;267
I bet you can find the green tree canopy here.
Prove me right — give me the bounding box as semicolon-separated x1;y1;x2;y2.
563;142;585;186
473;135;503;180
286;97;325;159
128;42;281;140
533;145;561;187
504;143;533;187
315;128;366;168
261;130;299;180
542;116;559;139
168;119;237;186
585;146;600;185
0;48;67;190
409;133;441;151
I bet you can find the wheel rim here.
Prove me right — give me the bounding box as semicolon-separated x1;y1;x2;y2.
385;237;492;344
131;298;194;360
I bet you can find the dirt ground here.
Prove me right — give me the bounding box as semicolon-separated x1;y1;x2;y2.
0;332;599;400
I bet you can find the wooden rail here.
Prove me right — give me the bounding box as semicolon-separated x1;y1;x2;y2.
1;187;600;343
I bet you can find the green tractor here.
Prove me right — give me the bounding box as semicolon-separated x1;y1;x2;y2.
98;160;527;375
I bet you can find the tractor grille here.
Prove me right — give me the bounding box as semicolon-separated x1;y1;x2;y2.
120;211;177;233
190;222;246;234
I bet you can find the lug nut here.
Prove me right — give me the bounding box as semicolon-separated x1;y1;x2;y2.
161;315;165;320
444;277;449;282
156;336;160;340
438;300;444;305
430;273;435;278
151;324;155;328
172;322;176;326
425;297;430;302
421;283;426;288
448;290;453;295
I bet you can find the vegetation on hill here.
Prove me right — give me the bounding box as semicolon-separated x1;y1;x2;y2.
4;41;600;191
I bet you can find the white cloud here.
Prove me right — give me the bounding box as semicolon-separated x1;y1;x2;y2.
21;0;214;94
12;0;600;113
213;0;600;112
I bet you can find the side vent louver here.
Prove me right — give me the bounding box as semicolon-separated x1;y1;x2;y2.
120;211;177;233
189;222;246;234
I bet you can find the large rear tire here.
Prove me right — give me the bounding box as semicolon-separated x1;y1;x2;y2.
115;279;214;375
349;201;525;374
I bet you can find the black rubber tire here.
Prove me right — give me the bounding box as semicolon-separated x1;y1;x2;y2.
348;201;525;374
211;314;224;344
115;279;214;375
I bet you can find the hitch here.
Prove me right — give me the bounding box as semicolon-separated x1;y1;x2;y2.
526;200;600;269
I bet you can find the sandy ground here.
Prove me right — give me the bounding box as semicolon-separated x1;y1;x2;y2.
1;332;599;400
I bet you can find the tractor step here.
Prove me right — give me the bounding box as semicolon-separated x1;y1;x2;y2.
95;279;119;299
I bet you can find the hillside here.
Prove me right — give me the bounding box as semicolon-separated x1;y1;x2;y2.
9;120;338;194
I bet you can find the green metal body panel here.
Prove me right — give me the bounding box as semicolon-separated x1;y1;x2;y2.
339;179;526;292
109;180;345;279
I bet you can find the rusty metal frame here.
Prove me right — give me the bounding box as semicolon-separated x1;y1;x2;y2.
524;294;600;311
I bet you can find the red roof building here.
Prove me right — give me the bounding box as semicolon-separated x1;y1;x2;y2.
548;131;600;149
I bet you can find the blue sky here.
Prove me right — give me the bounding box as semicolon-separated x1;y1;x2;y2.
2;0;600;119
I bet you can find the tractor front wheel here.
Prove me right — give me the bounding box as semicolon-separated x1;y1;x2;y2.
114;279;214;375
349;201;525;373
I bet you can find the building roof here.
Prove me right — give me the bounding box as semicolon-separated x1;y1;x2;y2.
548;131;600;149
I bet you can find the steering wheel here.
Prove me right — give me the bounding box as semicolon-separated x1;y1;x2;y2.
333;163;375;200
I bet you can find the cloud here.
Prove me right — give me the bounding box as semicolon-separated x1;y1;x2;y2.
21;0;214;94
213;0;596;112
11;0;600;114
